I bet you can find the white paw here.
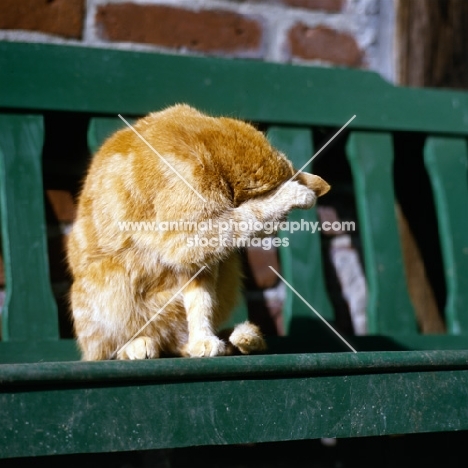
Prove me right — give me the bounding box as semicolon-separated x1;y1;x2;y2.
185;335;226;357
229;322;267;354
117;336;157;360
277;181;317;210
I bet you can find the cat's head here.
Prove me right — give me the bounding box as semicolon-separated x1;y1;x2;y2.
139;104;330;206
218;124;330;206
189;107;330;206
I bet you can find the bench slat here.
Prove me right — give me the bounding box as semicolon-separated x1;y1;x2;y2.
88;117;127;155
424;137;468;334
0;339;79;364
0;114;59;341
2;351;468;458
346;132;417;334
3;42;468;136
3;350;468;384
4;40;468;457
267;127;334;340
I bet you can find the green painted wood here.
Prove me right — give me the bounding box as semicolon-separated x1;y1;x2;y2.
2;351;468;458
2;350;468;384
0;340;79;364
88;117;128;154
424;137;468;334
267;127;334;341
353;334;468;352
4;41;468;458
222;301;249;329
267;333;468;354
1;333;468;364
2;42;468;135
0;114;59;341
346;132;417;334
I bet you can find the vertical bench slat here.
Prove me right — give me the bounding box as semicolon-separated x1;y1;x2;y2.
88;117;127;154
424;137;468;334
346;132;417;334
267;127;334;339
0;114;59;341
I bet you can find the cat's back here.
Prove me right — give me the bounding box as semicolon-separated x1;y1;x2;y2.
67;106;228;269
68;104;295;268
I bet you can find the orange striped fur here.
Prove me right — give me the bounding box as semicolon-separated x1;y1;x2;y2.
67;104;330;360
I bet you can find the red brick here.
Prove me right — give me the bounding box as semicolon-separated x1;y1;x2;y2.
46;190;76;223
247;247;280;289
96;3;264;57
288;24;363;67
0;0;85;39
282;0;344;12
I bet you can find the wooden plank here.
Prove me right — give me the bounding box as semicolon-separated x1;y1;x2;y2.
2;42;468;135
0;340;79;364
346;132;417;334
2;351;468;458
88;117;127;154
267;127;334;341
1;333;468;363
266;334;468;353
424;137;468;334
3;350;468;384
351;334;468;352
0;114;59;341
396;0;468;88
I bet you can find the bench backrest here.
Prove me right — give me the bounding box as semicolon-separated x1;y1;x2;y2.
1;41;468;363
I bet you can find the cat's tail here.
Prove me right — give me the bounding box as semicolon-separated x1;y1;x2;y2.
227;321;267;355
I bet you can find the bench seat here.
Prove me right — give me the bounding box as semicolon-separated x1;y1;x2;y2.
2;41;468;459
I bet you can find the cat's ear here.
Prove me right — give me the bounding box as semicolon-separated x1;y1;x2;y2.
298;172;331;197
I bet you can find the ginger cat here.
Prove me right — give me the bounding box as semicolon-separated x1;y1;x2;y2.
67;104;330;360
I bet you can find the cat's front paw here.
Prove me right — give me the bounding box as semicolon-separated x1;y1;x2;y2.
276;181;317;210
185;335;226;357
117;336;158;360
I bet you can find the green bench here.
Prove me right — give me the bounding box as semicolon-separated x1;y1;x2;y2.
2;41;468;459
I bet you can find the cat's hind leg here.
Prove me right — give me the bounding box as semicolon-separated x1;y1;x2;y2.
71;258;162;361
229;321;267;354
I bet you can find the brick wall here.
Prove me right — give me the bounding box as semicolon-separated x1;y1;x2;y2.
0;0;395;77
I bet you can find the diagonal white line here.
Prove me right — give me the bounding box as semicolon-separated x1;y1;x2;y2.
268;266;357;353
294;114;356;176
118;114;207;202
271;114;356;201
112;266;206;359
